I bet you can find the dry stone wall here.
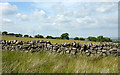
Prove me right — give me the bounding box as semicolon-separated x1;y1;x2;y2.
0;40;119;56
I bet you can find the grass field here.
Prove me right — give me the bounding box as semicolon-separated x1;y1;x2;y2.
1;36;119;73
1;35;97;44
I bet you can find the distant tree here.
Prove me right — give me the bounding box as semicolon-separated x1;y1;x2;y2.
79;37;85;41
91;37;97;42
52;37;56;39
29;36;32;38
74;37;79;40
35;34;44;38
2;31;8;35
24;35;29;37
46;36;53;39
87;36;97;42
55;37;61;39
15;34;22;37
61;33;69;40
7;33;15;36
97;36;103;42
102;37;112;42
87;36;92;41
96;36;112;42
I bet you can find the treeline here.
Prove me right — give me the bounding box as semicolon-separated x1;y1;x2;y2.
2;31;23;37
74;36;112;42
1;31;112;42
1;31;69;40
87;36;112;42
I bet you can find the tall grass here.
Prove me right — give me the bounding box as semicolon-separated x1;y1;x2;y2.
2;50;118;73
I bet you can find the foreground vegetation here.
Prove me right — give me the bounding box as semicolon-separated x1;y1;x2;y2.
1;35;118;73
2;50;118;73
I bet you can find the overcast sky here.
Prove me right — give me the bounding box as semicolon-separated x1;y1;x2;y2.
0;2;118;38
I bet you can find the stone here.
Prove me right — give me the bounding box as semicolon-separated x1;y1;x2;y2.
106;51;110;55
102;52;107;56
85;50;89;53
1;40;118;56
53;50;56;52
11;50;14;51
57;50;61;53
112;48;117;50
90;47;94;50
25;51;29;53
85;52;91;56
102;50;106;52
103;47;107;50
97;51;101;54
60;51;64;54
72;47;76;50
71;50;77;55
66;50;71;54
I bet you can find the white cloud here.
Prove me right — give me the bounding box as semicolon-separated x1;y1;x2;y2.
52;22;56;26
33;9;46;16
76;16;97;25
0;3;17;15
96;3;115;13
2;18;13;23
31;9;49;21
16;13;28;21
39;10;46;15
55;14;71;23
76;16;91;24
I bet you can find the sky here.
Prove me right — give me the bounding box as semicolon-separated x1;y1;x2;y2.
0;2;118;38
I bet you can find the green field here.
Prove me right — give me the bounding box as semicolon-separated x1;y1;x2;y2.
1;36;119;73
1;35;97;44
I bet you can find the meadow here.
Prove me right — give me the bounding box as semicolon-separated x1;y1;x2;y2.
1;35;119;73
1;35;97;44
